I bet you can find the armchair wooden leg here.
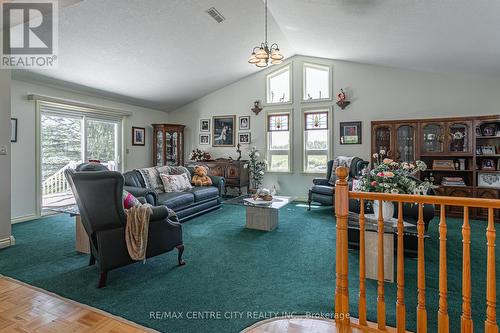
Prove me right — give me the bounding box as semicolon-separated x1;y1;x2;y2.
308;190;312;211
176;245;186;266
97;271;107;288
89;254;95;266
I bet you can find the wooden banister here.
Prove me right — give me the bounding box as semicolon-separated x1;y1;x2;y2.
349;191;500;209
396;201;406;333
417;203;427;333
377;200;386;330
358;199;367;326
485;208;498;333
334;167;350;329
333;166;498;332
461;207;473;333
438;204;449;333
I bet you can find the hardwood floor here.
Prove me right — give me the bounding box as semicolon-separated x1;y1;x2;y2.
0;277;155;333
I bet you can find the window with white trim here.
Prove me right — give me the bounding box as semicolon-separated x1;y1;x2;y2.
303;63;330;101
303;110;330;173
267;113;291;172
266;65;291;104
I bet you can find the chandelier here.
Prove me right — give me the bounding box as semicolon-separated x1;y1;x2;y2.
248;0;284;67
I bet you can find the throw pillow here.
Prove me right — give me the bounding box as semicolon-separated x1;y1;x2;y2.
123;190;140;209
160;173;193;193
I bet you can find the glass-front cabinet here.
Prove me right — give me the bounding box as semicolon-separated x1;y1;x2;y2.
372;125;393;158
447;121;472;154
395;124;417;162
152;124;185;166
420;122;445;154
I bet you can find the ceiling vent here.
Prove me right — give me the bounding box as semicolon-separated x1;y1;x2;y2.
206;7;225;23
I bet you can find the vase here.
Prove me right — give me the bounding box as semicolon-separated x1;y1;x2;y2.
373;200;394;221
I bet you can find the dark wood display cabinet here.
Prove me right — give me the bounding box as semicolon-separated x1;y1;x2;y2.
372;115;500;221
152;124;185;167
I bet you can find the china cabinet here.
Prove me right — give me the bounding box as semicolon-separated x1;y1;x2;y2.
152;124;185;167
371;114;500;221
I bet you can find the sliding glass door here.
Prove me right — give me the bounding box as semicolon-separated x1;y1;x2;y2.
40;112;122;212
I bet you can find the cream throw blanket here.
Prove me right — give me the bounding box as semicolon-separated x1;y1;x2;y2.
125;203;153;261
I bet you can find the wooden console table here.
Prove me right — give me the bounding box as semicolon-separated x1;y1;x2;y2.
187;159;249;195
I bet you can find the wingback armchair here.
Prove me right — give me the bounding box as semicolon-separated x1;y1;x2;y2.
65;169;185;288
308;157;369;210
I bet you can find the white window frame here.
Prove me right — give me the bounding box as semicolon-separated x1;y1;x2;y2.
265;64;293;106
302;62;332;103
302;106;332;174
266;109;293;173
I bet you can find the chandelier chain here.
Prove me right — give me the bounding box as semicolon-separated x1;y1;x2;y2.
265;0;268;44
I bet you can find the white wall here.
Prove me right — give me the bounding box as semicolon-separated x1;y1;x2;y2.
0;70;12;247
168;55;500;198
11;79;168;221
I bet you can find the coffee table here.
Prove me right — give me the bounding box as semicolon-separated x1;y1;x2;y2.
224;195;292;231
347;211;420;282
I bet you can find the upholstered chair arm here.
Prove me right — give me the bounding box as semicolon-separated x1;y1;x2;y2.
209;175;225;197
312;178;331;186
124;186;157;205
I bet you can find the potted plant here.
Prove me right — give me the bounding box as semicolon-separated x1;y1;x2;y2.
248;147;267;193
356;150;435;221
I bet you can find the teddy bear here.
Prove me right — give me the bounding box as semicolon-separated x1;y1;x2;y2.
191;165;213;186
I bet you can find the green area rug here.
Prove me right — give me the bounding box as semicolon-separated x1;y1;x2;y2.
0;204;498;332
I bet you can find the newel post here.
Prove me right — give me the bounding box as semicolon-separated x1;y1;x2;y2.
334;166;350;328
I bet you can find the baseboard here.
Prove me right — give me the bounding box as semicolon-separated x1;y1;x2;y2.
11;214;37;224
0;236;16;249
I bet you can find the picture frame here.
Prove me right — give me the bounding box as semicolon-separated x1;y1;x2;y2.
482;159;496;170
238;132;251;144
339;121;362;144
481;145;495;155
478;172;500;189
199;134;210;145
239;116;250;130
132;127;145;146
432;160;455;170
476;146;483;155
200;119;210;132
497;158;500;171
212;115;236;147
10;118;17;143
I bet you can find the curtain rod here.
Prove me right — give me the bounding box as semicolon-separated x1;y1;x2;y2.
27;94;133;117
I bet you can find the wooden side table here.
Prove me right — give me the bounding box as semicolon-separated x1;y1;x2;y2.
52;206;90;254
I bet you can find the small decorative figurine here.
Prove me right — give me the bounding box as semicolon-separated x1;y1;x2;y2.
236;143;242;161
251;100;262;115
336;88;351;110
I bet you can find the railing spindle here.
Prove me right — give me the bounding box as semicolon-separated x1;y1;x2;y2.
358;199;367;326
485;208;497;333
396;201;406;332
417;203;427;333
461;207;473;333
438;204;449;333
377;200;386;330
334;167;350;329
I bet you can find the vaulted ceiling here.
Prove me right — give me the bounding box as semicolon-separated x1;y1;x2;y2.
15;0;500;111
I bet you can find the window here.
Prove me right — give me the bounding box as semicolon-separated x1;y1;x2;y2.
267;112;291;172
303;110;330;173
266;65;291;104
303;63;330;101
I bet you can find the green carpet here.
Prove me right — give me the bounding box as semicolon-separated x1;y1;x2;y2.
0;204;498;333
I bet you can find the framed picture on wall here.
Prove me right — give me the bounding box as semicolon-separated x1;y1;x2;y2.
340;121;362;144
239;116;250;130
212;115;236;147
10;118;17;143
199;134;210;145
238;132;251;144
200;119;210;132
132;127;146;146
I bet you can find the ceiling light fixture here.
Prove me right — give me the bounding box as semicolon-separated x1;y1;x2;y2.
248;0;284;67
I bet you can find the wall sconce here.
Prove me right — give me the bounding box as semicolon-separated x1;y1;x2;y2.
251;100;263;115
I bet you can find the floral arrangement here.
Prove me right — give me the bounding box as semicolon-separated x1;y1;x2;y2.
248;146;267;190
356;150;436;195
190;149;212;162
